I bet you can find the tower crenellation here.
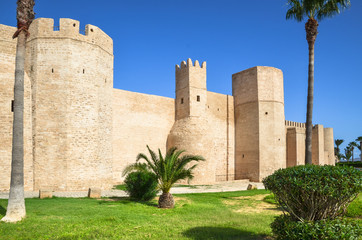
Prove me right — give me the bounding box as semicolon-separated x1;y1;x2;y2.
28;18;113;55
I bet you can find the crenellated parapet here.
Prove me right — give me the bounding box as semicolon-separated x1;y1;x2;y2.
285;120;306;128
175;58;206;71
27;18;113;55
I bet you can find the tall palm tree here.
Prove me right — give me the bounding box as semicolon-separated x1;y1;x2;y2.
348;141;358;162
124;146;205;208
286;0;350;165
356;136;362;161
334;139;344;162
1;0;35;223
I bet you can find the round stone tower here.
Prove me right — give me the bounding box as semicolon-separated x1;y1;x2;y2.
167;59;216;184
26;18;114;191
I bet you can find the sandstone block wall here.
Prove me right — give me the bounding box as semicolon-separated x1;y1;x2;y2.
286;127;305;167
285;121;335;166
26;18;114;191
112;89;175;184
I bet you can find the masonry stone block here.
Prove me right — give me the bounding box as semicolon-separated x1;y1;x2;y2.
39;189;53;199
88;188;101;198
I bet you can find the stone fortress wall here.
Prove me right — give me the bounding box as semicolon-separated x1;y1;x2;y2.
0;18;335;191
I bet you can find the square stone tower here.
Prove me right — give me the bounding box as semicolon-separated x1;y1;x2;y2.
175;58;207;120
232;66;286;182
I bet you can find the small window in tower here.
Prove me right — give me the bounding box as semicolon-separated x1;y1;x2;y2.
73;23;76;27
181;98;184;104
91;29;94;32
83;69;85;74
52;68;54;73
265;112;268;115
242;154;245;158
197;95;200;102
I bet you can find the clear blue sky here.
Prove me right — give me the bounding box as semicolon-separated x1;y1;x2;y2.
1;0;361;156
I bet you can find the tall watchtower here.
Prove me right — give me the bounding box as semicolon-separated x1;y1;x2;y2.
175;58;207;120
232;66;286;182
168;59;216;184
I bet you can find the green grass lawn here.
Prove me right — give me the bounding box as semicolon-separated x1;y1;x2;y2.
0;190;360;240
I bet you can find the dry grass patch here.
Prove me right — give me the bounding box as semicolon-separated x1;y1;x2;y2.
223;194;282;215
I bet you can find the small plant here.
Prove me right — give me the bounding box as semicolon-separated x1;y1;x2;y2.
123;146;205;208
271;215;362;240
263;165;361;221
124;169;158;201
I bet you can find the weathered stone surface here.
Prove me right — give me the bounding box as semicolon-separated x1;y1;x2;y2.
88;188;101;198
39;189;53;199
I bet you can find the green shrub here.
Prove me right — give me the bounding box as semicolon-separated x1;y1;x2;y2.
271;215;362;240
124;171;159;201
337;161;362;168
263;165;362;221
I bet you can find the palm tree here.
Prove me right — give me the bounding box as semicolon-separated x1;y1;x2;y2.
334;139;344;162
124;146;205;208
286;0;351;165
348;141;358;162
343;146;352;162
356;136;362;161
1;0;35;223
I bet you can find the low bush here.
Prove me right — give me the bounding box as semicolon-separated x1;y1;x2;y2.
263;165;362;221
271;215;361;240
337;161;362;168
124;171;159;201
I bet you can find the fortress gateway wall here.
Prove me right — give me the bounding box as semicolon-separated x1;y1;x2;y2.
0;18;335;192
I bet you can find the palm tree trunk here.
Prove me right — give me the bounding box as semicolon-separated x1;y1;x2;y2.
158;192;175;208
1;31;26;223
305;18;318;165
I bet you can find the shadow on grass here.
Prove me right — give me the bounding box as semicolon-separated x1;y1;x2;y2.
183;226;271;240
0;204;6;216
97;197;158;207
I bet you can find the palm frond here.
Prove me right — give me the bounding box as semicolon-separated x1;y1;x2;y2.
286;0;304;21
316;0;350;21
286;0;350;22
136;152;158;176
122;162;150;176
130;145;205;193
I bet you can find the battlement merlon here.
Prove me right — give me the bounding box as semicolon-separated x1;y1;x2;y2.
175;58;207;91
175;58;206;71
27;18;113;55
